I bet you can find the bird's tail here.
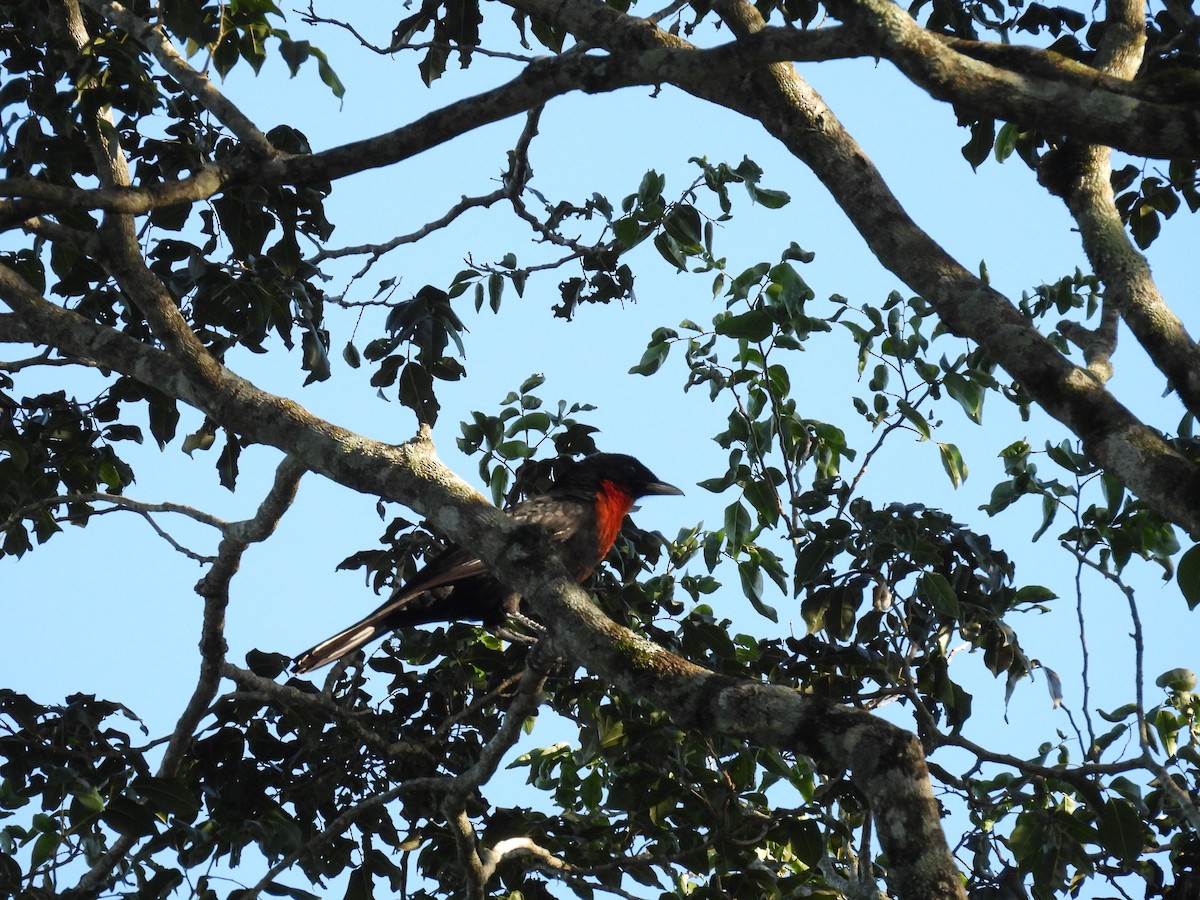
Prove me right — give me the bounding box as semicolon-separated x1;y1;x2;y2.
292;621;382;674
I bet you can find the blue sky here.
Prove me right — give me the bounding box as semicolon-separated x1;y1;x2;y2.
2;1;1198;893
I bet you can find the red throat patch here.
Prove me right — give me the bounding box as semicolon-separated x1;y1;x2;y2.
593;480;637;558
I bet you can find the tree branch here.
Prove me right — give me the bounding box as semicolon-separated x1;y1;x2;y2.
1037;3;1200;418
823;0;1199;159
502;0;1200;532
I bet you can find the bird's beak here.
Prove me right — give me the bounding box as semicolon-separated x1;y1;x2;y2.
642;480;684;497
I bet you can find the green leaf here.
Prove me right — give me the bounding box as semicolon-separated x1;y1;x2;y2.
937;441;968;487
919;571;960;618
148;395;180;449
102;796;158;838
506;411;551;435
399;361;440;425
30;830;59;869
131;775;201;822
1177;544;1200;609
1098;799;1147;863
1130;202;1160;249
748;185;791;208
994;121;1019;162
1013;584;1057;604
1155;667;1197;691
738;560;778;622
218;433;241;491
310;47;345;98
653;232;688;271
663;204;703;250
897;400;931;440
714;309;773;342
943;372;984;424
629;340;670;376
613;217;642;247
724;501;752;551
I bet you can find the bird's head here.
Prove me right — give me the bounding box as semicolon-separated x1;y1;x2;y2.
559;453;683;499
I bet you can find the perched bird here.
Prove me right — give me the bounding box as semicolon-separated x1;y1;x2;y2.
293;453;682;673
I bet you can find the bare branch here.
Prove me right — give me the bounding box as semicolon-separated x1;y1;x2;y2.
0;349;98;373
1058;301;1120;384
1063;545;1200;834
72;458;308;898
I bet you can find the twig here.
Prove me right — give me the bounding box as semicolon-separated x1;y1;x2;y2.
1064;545;1200;832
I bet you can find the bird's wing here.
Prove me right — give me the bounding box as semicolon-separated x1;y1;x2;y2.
293;494;592;673
506;493;590;541
291;547;487;673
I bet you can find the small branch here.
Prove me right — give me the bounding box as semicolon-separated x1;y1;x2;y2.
437;666;547;895
0;349;97;372
646;0;690;25
451;666;546;803
1058;301;1119;384
161;456;306;779
0;492;228;563
315;188;507;301
1063;545;1200;833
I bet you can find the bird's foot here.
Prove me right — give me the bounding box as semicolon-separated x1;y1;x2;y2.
508;611;547;636
527;638;565;676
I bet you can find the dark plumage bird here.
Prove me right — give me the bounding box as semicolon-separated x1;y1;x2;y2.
293;453;682;673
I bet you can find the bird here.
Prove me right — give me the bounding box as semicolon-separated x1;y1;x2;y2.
292;453;683;673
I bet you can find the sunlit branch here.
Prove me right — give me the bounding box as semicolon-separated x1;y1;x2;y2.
50;0;131;189
0;21;1190;233
1058;302;1119;384
1039;5;1200;416
312;106;547;300
314;187;508;300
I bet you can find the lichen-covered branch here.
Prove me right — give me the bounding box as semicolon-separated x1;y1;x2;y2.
1038;2;1200;418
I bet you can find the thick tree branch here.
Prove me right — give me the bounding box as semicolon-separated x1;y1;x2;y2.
3;17;1193;232
822;0;1199;160
1037;4;1200;418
